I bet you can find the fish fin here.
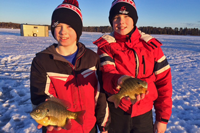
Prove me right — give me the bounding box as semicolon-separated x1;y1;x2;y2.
63;118;72;130
107;95;120;108
74;110;85;125
35;116;50;126
47;97;71;109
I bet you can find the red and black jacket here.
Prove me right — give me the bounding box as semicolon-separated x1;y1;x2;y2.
93;27;172;124
30;43;110;133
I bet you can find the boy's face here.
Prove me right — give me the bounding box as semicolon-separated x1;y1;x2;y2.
112;14;134;35
54;23;77;47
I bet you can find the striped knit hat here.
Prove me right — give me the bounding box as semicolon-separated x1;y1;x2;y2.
109;0;138;27
51;0;83;41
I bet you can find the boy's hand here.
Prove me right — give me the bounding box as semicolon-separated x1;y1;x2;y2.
153;121;167;133
116;75;132;90
134;91;149;103
37;124;62;131
125;90;149;104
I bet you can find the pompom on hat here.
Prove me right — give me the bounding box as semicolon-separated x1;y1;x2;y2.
51;0;83;41
109;0;138;27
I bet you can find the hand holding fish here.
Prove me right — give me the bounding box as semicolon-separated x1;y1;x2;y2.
116;75;133;89
37;124;62;131
30;97;85;130
117;76;149;104
125;91;149;104
35;99;62;131
108;76;148;108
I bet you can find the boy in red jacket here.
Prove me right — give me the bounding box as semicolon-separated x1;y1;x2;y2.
30;0;110;133
93;0;172;133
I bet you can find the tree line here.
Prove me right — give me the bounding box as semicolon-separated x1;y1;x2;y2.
1;22;200;36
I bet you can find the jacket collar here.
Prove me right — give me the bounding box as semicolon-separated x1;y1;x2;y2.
114;27;141;47
39;42;86;63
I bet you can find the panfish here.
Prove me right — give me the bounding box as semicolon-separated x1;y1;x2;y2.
108;77;148;108
30;97;85;130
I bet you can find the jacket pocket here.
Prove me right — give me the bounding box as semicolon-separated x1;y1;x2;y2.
142;55;146;75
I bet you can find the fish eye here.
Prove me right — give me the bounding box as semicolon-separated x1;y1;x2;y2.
36;109;40;113
137;82;140;84
46;109;49;112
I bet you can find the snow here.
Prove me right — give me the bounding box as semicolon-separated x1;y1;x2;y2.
0;28;200;133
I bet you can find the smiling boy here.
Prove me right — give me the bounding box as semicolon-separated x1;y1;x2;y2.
30;0;110;133
93;0;173;133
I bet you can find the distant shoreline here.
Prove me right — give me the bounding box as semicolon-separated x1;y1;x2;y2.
0;22;200;36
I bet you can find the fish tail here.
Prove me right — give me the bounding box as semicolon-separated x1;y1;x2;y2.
107;95;120;108
75;110;85;125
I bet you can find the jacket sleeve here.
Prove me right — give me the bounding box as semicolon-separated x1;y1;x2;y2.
139;32;173;123
30;56;56;108
94;36;124;95
95;57;111;131
153;46;173;124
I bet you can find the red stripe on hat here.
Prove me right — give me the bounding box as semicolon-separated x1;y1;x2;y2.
111;0;136;10
56;4;82;20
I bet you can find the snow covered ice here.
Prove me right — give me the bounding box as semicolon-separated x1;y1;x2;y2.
0;28;200;133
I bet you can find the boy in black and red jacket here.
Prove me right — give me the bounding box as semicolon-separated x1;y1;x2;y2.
93;0;172;133
30;0;110;133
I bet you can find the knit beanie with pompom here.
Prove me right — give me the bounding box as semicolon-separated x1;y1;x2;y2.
51;0;83;41
109;0;138;27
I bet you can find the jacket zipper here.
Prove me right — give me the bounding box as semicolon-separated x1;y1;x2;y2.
72;50;86;109
133;50;139;78
142;55;146;74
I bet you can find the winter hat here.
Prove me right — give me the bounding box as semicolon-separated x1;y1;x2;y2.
109;0;138;27
51;0;83;41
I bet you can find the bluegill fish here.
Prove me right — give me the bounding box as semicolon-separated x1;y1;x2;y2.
108;77;148;108
30;98;85;129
